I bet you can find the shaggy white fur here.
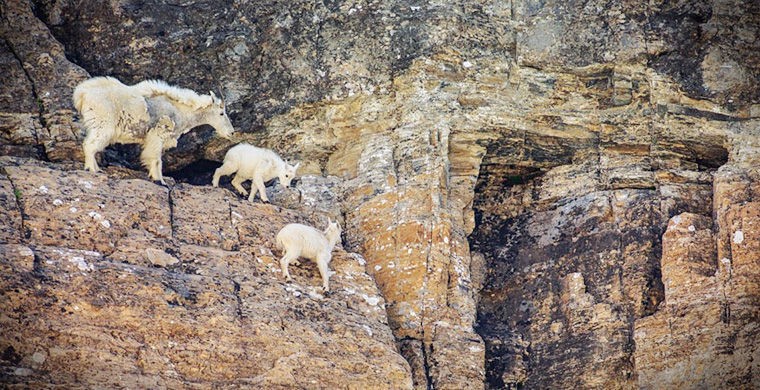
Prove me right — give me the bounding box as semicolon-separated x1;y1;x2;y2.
73;76;235;184
276;220;342;291
212;143;299;203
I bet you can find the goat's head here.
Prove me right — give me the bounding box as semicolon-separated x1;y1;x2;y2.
205;91;235;140
325;218;342;245
279;161;300;188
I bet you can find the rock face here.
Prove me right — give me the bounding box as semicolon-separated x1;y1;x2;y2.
0;0;88;161
634;152;760;389
0;157;411;388
1;0;759;389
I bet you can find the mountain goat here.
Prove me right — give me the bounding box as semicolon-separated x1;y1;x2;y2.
275;220;342;292
212;143;299;203
73;76;235;184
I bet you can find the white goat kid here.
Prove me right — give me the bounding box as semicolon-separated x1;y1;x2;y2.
212;143;299;203
73;77;235;184
275;220;342;292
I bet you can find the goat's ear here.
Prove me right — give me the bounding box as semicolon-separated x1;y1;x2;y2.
209;91;217;103
294;162;301;170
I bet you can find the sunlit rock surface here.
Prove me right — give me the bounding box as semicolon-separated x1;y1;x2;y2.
1;0;758;388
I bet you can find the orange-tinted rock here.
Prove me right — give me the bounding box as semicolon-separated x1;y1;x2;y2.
0;159;412;389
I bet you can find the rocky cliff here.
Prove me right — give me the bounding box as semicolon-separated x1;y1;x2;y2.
1;0;758;389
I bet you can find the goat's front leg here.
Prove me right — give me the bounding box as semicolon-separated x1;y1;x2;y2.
231;174;249;196
250;174;269;203
317;255;331;292
141;132;164;184
143;117;176;185
157;117;178;152
154;157;165;185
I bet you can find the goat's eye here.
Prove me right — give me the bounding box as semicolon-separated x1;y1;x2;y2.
219;112;224;116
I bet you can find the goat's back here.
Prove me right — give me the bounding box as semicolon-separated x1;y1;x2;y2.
73;76;153;139
276;223;329;259
72;76;126;112
225;143;281;162
133;79;212;110
224;143;283;174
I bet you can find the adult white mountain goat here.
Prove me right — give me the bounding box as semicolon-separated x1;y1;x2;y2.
212;143;299;203
73;76;235;184
275;220;342;292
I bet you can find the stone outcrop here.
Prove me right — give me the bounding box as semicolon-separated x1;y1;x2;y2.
1;0;759;389
0;157;411;388
634;139;760;389
0;0;88;161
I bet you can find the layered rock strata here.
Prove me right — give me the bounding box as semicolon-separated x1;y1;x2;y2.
0;157;412;388
1;0;758;389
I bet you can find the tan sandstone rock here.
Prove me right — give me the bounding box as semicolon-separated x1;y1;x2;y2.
0;158;412;389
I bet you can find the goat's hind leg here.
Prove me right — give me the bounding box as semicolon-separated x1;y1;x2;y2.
317;255;331;292
82;130;112;173
279;251;298;282
212;160;238;188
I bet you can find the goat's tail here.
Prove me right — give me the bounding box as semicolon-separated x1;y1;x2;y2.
275;233;284;251
72;84;87;113
72;76;125;113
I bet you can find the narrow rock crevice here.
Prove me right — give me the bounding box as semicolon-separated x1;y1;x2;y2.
2;38;45;157
167;186;177;240
420;335;434;390
232;279;244;319
228;201;241;246
4;170;27;242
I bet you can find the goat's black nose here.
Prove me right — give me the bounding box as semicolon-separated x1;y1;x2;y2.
291;178;300;186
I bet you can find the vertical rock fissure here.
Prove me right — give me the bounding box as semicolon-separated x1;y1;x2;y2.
3;38;44;152
30;246;45;275
420;213;434;389
167;186;177;239
313;18;326;92
232;279;244;319
228;200;241;245
420;334;434;390
4;171;27;242
470;158;529;389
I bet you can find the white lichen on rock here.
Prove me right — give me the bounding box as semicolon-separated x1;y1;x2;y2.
733;230;744;244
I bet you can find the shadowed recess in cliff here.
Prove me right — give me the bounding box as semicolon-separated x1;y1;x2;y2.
165;159;222;186
468;130;730;388
91;125;220;179
469;159;656;389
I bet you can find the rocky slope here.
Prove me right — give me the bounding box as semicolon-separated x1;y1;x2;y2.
2;0;759;389
0;157;412;388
